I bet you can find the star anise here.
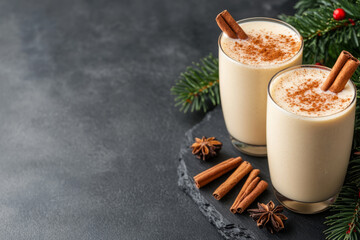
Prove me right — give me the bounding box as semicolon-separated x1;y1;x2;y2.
247;201;288;234
190;136;222;161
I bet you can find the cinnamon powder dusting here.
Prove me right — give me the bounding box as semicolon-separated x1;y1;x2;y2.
285;79;344;114
271;68;354;117
222;29;301;65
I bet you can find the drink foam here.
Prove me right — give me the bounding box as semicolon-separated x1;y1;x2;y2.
271;67;355;117
220;21;301;66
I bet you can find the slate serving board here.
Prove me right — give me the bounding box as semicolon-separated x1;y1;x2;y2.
177;106;329;240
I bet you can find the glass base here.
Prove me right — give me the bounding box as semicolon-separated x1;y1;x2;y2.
230;136;267;157
274;187;338;214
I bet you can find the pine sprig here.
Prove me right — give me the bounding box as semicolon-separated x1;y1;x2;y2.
279;0;360;66
324;184;360;239
324;153;360;240
171;54;219;113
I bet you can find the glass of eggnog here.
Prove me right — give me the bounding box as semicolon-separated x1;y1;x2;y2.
267;65;356;214
218;17;303;156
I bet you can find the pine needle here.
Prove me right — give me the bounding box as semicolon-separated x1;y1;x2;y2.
171;54;219;113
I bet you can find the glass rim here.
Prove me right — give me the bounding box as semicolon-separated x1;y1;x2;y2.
267;64;357;119
218;17;304;68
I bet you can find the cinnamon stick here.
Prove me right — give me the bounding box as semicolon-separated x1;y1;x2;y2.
321;51;349;91
321;50;360;93
230;175;260;213
329;57;360;93
239;177;260;201
237;169;260;199
216;10;248;39
213;161;252;200
236;180;268;214
193;157;242;188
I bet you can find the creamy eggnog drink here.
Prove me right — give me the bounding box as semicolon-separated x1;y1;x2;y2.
218;17;303;156
267;65;356;214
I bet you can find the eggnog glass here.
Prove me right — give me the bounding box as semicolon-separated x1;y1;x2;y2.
218;17;303;157
267;65;356;214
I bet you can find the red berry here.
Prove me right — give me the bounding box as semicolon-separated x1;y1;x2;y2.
315;62;322;66
333;8;346;20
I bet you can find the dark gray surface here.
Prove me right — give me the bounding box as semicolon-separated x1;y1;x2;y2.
0;0;298;239
178;107;328;240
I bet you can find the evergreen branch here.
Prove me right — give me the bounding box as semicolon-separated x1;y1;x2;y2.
171;54;219;113
279;0;360;66
324;183;360;239
324;156;360;239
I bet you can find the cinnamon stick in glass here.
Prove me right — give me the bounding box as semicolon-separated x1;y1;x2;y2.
321;50;360;93
329;57;360;93
216;10;248;39
321;51;350;91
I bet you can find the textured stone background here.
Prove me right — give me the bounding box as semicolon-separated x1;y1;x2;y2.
0;0;296;239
